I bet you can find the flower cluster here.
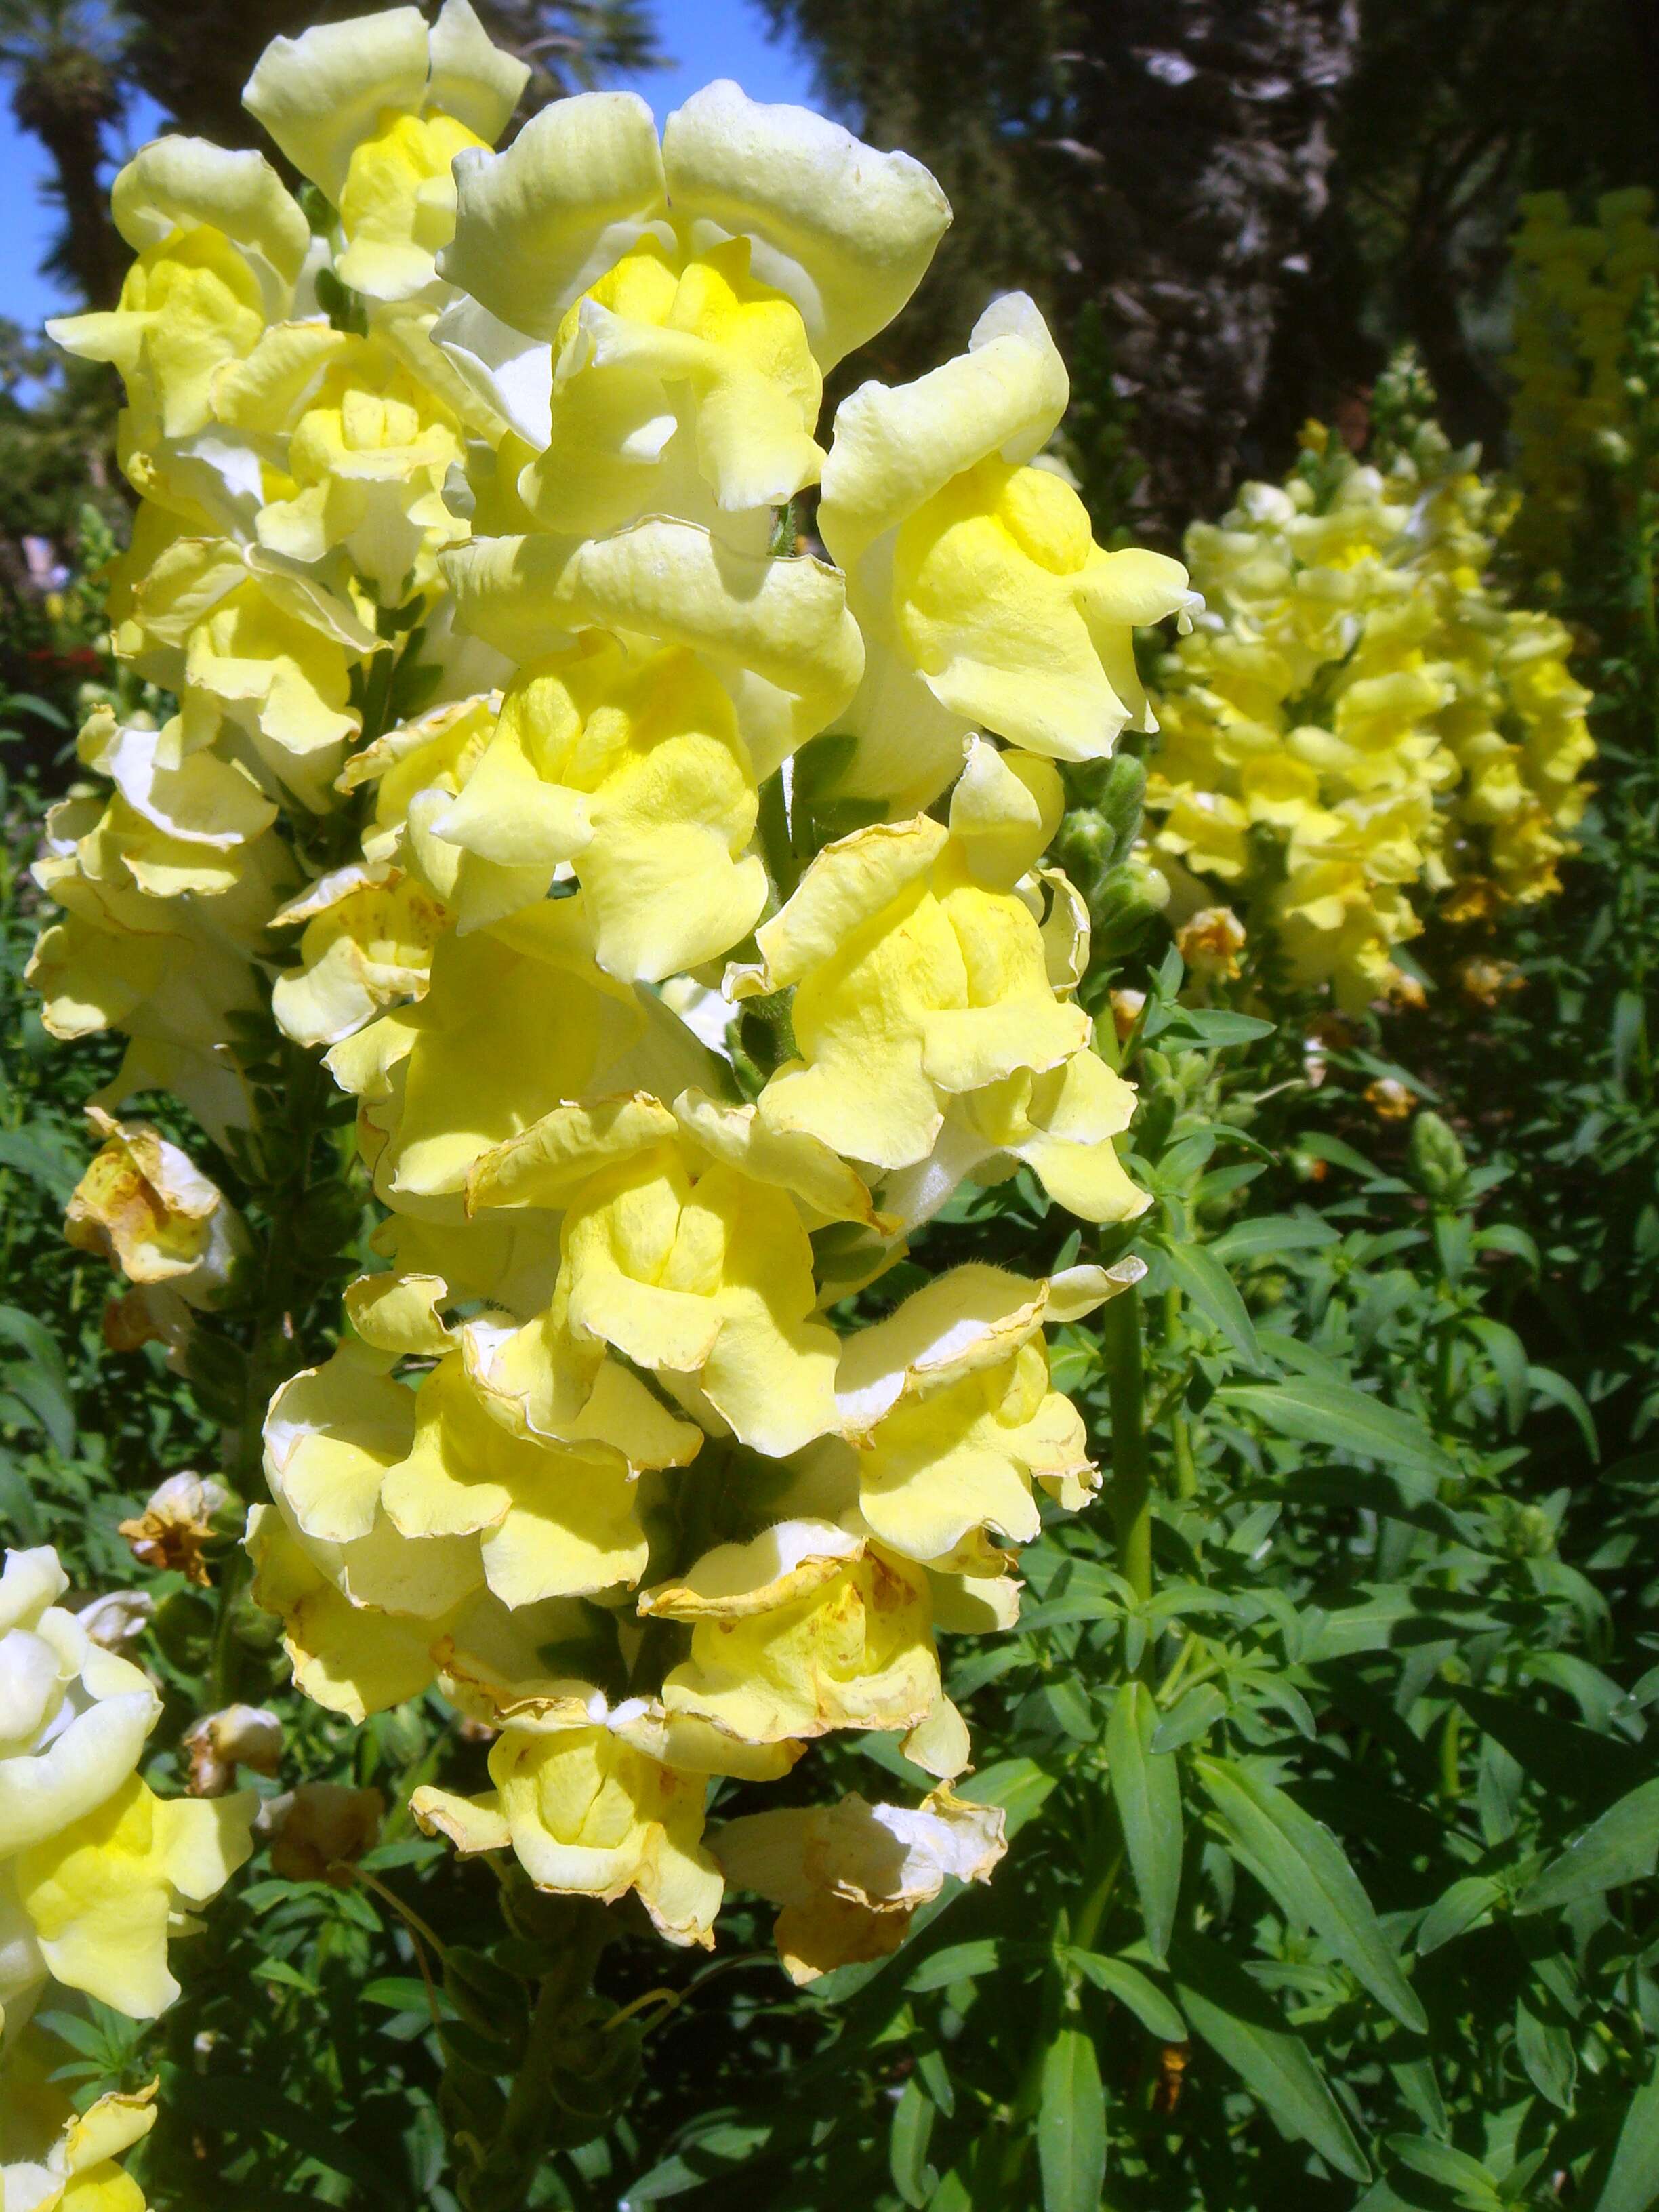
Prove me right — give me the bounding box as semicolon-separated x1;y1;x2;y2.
1508;188;1659;559
1144;418;1595;1010
30;0;529;1146
0;1547;254;2207
54;4;1201;1971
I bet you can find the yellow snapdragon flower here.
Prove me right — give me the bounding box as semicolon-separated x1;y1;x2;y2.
413;1708;723;1948
245;0;528;306
0;2084;157;2212
818;293;1197;808
711;1786;1004;1983
1147;417;1595;1006
432;77;949;538
0;1548;253;2030
734;739;1146;1226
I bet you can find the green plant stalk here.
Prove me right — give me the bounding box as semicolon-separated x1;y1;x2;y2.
756;769;800;907
1101;1286;1153;1609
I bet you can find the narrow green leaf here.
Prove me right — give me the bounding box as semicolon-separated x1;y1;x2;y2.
1387;2136;1502;2209
1152;1683;1227;1755
1037;2027;1105;2212
0;1130;79;1202
361;1976;442;2015
1515;1988;1576;2111
1159;1006;1275;1046
1596;2044;1659;2212
1067;1951;1185;2041
1210;1214;1340;1264
1193;1755;1425;2031
1220;1377;1452;1492
957;1759;1058;1838
907;1940;1004;1992
1161;1241;1263;1369
1168;1930;1370;2182
1519;1778;1659;1912
1525;1364;1600;1460
917;2045;956;2118
1463;1316;1529;1430
1416;1875;1504;1954
890;2079;936;2207
1454;1687;1646;1809
1107;1681;1183;1965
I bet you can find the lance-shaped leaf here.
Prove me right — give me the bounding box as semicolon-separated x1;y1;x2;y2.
1106;1679;1183;1965
1193;1753;1426;2032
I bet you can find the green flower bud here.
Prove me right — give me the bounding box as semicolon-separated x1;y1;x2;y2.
1088;854;1170;956
1408;1110;1467;1203
1493;1499;1555;1561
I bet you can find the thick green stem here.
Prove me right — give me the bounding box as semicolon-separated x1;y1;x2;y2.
1102;1286;1153;1607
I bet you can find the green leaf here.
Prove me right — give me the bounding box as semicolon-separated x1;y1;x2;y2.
1464;1316;1529;1430
1107;1681;1183;1965
1220;1376;1454;1493
890;2078;936;2207
1037;2027;1105;2212
1416;1875;1504;1954
1193;1755;1425;2032
622;2121;782;2205
253;1957;321;1997
1595;2044;1659;2212
1453;1687;1646;1810
0;1128;79;1202
1387;2135;1502;2209
1158;1007;1275;1047
958;1759;1057;1839
907;1940;1004;1992
362;1976;442;2015
1518;1778;1659;1912
1296;1131;1381;1178
1066;1951;1185;2041
1152;1683;1227;1754
1515;1987;1576;2111
1210;1214;1341;1264
1168;1930;1370;2182
1525;1364;1600;1460
1161;1240;1264;1369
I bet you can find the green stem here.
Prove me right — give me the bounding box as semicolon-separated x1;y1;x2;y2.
1101;1287;1153;1609
756;769;798;906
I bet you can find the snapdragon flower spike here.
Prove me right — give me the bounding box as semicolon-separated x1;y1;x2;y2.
1147;419;1595;1007
35;2;1192;1965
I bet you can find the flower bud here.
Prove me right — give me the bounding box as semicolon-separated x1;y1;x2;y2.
1363;1077;1415;1122
1493;1500;1556;1561
183;1704;283;1796
258;1782;384;1885
1175;905;1246;979
119;1473;232;1586
75;1588;155;1650
1408;1110;1468;1203
1089;855;1171;955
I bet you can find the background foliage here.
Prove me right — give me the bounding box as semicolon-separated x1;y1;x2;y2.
3;5;1659;2211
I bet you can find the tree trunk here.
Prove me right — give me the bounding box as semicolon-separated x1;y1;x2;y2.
12;55;127;308
1065;0;1361;536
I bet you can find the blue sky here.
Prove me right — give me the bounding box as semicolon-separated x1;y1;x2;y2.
0;0;818;337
